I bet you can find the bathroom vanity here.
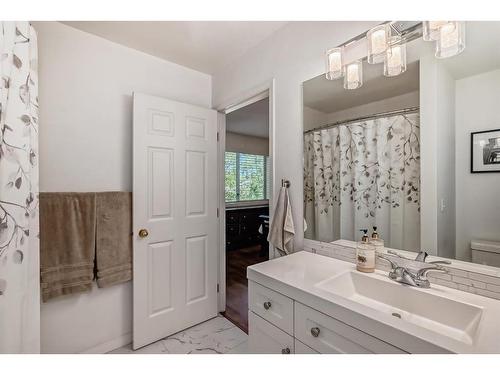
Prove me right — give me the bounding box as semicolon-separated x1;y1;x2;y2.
247;251;500;354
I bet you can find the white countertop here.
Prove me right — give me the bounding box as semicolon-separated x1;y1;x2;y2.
247;251;500;353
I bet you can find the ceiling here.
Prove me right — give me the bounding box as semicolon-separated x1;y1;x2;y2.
304;60;419;114
62;21;288;74
226;98;269;139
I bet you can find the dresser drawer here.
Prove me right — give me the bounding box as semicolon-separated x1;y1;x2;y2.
248;311;294;354
294;302;406;354
294;339;319;354
248;281;294;335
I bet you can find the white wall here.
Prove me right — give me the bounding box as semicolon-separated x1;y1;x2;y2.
303;105;327;131
419;49;444;256
213;21;379;248
226;132;269;156
455;69;500;261
34;21;212;353
421;53;457;259
435;63;456;260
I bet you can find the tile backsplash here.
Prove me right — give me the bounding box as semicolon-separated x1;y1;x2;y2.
303;239;500;301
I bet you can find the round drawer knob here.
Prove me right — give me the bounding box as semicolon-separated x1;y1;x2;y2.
138;229;149;238
281;347;291;354
311;327;320;337
263;301;272;310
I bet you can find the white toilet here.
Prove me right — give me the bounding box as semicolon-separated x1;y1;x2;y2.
471;240;500;267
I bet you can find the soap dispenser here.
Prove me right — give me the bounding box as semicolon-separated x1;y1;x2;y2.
370;226;385;253
356;229;376;273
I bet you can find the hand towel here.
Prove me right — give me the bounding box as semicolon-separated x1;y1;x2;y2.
95;191;132;288
267;187;295;256
39;192;96;302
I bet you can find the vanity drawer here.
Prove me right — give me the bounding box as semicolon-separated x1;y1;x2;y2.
248;281;294;334
294;339;319;354
248;311;294;354
294;302;405;354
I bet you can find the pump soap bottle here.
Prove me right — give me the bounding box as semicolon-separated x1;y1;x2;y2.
370;226;385;253
356;229;376;273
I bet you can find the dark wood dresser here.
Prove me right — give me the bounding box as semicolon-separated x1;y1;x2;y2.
225;205;269;251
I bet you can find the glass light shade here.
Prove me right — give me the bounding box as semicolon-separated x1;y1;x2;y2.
423;21;448;41
366;24;390;64
343;60;363;90
325;47;344;80
435;21;466;58
384;36;407;77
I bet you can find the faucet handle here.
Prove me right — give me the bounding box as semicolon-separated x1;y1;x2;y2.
415;251;429;262
416;264;448;279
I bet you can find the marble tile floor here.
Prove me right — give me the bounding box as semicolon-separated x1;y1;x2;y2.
108;316;248;354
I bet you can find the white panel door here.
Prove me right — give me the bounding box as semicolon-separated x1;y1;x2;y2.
133;93;218;349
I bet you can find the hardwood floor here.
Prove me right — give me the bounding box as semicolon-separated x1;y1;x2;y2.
223;245;267;333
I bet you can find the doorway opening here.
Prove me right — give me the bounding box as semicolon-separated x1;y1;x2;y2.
218;90;273;333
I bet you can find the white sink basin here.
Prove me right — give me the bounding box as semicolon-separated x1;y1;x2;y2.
315;271;484;345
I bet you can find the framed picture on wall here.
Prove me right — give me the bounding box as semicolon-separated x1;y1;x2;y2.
471;129;500;173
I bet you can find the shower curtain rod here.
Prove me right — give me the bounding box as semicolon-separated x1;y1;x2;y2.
303;106;419;135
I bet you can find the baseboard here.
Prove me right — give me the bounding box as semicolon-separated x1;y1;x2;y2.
79;332;132;354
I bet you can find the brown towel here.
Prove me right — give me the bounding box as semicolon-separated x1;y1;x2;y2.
95;191;132;288
40;192;96;302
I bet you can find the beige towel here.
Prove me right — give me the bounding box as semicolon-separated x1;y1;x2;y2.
95;192;132;288
268;187;295;256
40;192;96;302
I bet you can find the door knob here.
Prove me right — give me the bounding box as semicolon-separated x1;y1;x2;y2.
263;301;272;310
281;347;291;354
138;229;149;238
311;327;320;337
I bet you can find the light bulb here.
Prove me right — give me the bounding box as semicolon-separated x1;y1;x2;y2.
423;21;448;41
384;36;407;77
325;47;343;80
367;24;390;64
435;21;465;58
343;60;363;90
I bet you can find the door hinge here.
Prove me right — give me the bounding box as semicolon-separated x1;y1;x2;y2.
217;284;220;293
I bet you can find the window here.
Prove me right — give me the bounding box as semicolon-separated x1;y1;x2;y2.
225;152;269;202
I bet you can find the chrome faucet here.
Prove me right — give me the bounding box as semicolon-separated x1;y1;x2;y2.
377;253;449;288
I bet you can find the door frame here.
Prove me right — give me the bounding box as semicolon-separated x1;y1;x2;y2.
216;79;276;313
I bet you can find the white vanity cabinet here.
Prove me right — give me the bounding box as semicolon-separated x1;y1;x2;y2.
248;280;405;354
247;251;500;354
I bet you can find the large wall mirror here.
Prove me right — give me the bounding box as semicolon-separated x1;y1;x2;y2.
303;21;500;268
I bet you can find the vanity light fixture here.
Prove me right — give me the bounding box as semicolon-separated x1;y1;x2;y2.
325;47;344;80
384;36;407;77
323;21;466;90
422;21;448;41
343;60;363;90
435;21;466;58
367;24;390;64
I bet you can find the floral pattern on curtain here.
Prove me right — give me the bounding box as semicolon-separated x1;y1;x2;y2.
304;112;420;252
0;22;39;353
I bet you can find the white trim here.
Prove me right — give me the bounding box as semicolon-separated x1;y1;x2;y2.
217;112;227;313
223;91;269;115
216;79;276;314
79;332;132;354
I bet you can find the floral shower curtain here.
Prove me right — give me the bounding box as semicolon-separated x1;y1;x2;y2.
0;22;39;353
304;111;420;252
